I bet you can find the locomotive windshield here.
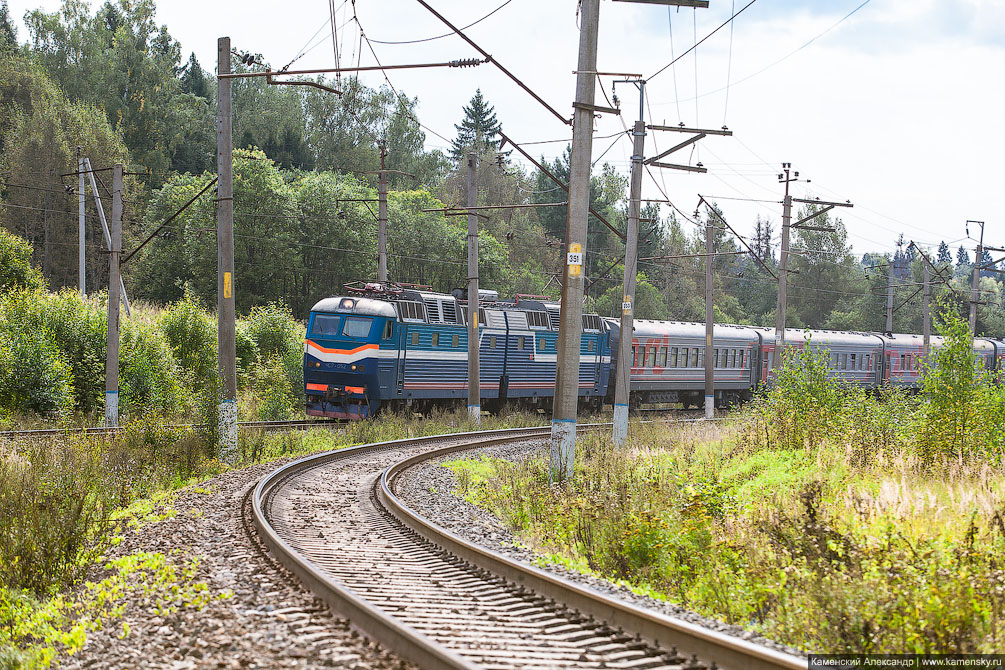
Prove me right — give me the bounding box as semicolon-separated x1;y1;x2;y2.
342;316;374;338
311;314;341;335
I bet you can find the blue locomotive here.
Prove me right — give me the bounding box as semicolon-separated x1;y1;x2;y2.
304;283;1005;418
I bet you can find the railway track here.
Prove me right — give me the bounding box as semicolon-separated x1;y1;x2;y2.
252;426;803;670
0;418;342;439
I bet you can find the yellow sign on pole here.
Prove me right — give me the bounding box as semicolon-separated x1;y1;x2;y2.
567;242;583;277
223;271;232;299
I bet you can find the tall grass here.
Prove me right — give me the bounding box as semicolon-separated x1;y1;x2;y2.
445;311;1005;653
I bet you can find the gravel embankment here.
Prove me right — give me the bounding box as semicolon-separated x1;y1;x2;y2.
63;459;413;670
394;440;806;659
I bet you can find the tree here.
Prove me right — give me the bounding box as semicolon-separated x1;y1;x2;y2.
937;241;952;265
179;52;209;98
0;55;133;290
450;89;502;162
25;0;192;182
0;1;16;53
787;206;860;328
957;245;971;268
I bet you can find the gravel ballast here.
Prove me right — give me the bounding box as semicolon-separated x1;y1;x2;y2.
62;458;413;670
394;439;806;659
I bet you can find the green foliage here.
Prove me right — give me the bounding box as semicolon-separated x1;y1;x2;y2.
0;229;44;294
251;356;294;421
450;89;503;161
0;327;73;415
118;317;182;415
0;551;215;668
450;417;1005;653
916;308;1005;463
158;289;216;387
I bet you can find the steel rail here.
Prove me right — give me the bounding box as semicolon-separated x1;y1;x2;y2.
379;439;805;670
0;418;346;439
251;426;553;670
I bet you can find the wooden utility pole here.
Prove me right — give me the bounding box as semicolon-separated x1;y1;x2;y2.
612;119;645;447
466;152;480;425
550;0;599;482
105;164;122;427
968;220;984;334
704;214;715;419
217;36;238;460
378;143;388;283
885;256;895;334
78;147;85;297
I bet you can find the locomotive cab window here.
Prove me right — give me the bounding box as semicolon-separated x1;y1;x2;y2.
342;316;372;338
311;314;341;336
382;320;394;340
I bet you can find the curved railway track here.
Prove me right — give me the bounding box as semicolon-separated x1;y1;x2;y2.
252;426;803;670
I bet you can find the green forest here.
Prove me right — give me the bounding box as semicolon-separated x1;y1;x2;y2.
2;0;1004;335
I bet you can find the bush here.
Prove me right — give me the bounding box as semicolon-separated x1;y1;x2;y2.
243;302;304;403
916;309;1005;464
0;327;73;415
0;289;105;413
0;228;44;294
252;355;295;421
158;290;216;388
119;319;184;416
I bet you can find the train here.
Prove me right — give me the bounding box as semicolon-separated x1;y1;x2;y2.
302;283;1005;419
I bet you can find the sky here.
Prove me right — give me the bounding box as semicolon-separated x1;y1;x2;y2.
8;0;1005;257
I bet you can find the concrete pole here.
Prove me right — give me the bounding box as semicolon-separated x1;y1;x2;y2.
885;256;895;334
704;215;715;419
78;148;85;297
105;164;122;427
612;120;644;447
923;259;931;362
378;143;388;283
550;0;599;482
83;157;131;315
217;37;238;460
772;189;791;370
466;152;480;425
970;240;983;334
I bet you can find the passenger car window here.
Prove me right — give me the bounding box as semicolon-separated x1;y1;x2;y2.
670;347;678;367
342;316;373;338
311;314;341;335
659;347;668;367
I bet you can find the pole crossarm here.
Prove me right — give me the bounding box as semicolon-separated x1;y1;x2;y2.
615;0;708;5
644;133;705;165
791;197;853;207
790;204;835;229
648;124;732;136
423;202;568;213
908;241;953;285
640;251;747;261
499;131;625;240
649;161;707;173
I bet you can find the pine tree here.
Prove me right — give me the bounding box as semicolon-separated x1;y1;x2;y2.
180;53;209;99
450;89;502;161
980;248;995;277
937;241;952;264
0;1;16;53
957;245;971;268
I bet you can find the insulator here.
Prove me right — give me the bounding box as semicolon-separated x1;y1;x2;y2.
449;58;482;68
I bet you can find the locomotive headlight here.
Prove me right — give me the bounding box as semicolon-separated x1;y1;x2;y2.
351;364;357;371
